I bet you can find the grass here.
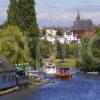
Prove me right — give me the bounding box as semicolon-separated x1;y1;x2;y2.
53;58;76;69
28;77;41;85
28;77;52;88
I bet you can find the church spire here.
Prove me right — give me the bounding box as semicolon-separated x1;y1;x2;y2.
76;5;80;20
77;10;80;20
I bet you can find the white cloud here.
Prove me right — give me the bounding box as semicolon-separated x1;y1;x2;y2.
37;7;76;22
35;0;100;26
0;0;100;26
37;6;100;26
38;12;74;21
82;12;100;19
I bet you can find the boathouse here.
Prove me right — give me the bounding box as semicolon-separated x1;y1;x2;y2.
0;56;16;90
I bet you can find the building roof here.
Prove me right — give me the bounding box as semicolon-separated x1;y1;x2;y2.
81;19;93;31
72;12;93;32
73;19;93;31
0;56;16;73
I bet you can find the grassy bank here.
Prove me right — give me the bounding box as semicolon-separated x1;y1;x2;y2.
53;58;76;69
28;77;52;88
28;77;41;86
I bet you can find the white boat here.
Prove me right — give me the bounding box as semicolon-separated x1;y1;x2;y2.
44;64;57;74
87;72;99;75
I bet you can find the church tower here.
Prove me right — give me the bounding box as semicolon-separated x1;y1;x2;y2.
76;10;80;20
74;10;81;27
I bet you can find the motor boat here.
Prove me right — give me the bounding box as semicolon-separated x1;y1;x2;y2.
54;68;73;80
44;65;57;74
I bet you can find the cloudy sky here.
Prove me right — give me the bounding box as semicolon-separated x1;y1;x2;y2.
0;0;100;27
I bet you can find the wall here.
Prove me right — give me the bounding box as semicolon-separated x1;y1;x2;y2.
0;71;16;89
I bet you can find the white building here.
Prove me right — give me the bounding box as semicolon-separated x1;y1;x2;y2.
64;31;78;44
46;29;57;37
40;28;78;44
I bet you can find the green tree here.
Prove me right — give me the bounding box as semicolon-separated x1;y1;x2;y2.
56;40;62;59
67;44;77;57
76;34;100;72
76;36;93;71
0;26;31;65
7;0;18;26
7;0;39;66
41;27;46;36
56;29;64;36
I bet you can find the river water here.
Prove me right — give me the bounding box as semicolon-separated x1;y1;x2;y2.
0;72;100;100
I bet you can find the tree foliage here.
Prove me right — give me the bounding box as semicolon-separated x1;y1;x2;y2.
7;0;18;26
66;44;77;57
40;40;52;58
56;29;64;36
7;0;39;67
0;26;31;64
76;32;100;72
55;40;66;60
41;27;46;36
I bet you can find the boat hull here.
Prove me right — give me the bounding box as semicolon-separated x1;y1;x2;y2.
55;73;72;80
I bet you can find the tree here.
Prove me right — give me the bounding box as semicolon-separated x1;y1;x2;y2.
55;40;62;59
42;27;46;36
7;0;39;66
7;0;18;26
56;29;64;36
66;44;77;57
0;26;31;65
76;35;93;71
76;33;100;72
40;40;52;58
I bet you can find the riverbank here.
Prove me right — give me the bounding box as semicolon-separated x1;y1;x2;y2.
0;78;54;96
0;86;19;96
28;77;55;89
1;72;100;100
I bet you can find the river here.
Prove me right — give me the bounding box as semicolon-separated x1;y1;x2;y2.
0;72;100;100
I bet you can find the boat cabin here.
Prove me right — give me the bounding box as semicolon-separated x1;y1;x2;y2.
44;65;57;74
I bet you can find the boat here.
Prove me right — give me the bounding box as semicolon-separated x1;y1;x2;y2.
54;68;72;80
44;64;57;74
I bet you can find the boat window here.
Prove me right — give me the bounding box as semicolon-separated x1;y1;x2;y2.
47;66;51;69
52;66;55;68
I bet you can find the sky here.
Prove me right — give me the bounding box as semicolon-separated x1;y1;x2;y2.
0;0;100;27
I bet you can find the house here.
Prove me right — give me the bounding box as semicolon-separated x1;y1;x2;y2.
64;29;78;44
40;27;78;44
0;56;16;90
46;29;57;37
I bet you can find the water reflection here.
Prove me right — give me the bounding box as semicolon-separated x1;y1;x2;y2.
1;72;100;100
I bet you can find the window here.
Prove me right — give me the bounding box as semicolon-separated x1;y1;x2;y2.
8;76;10;82
2;75;6;82
12;75;15;82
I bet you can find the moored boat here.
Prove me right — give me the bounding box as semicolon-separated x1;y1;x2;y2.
44;64;57;74
54;68;73;80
